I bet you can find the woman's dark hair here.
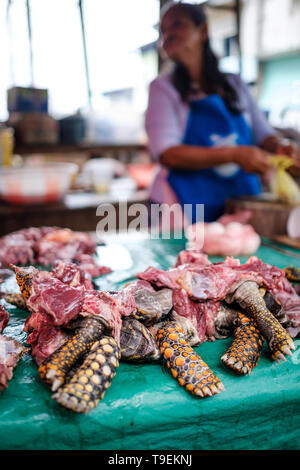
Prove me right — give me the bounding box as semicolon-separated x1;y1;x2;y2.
161;2;242;113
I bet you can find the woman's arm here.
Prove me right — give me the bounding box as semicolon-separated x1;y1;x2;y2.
160;144;272;174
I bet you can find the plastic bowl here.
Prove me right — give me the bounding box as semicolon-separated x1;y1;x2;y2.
0;162;78;205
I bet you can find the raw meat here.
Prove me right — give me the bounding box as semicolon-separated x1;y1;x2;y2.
51;260;94;290
0;335;26;391
26;322;71;366
0;305;9;333
173;250;211;267
27;271;85;326
0;305;27;390
137;253;300;340
186;211;261;256
0;227;110;279
21;261;125;364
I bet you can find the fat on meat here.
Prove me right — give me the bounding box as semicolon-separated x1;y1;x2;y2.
186;210;260;256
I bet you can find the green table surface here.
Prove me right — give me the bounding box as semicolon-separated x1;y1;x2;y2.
0;232;300;450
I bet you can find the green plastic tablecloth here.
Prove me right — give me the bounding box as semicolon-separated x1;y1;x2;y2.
0;233;300;450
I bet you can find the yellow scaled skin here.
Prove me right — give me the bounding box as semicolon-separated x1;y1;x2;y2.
155;322;225;397
221;312;264;375
38;318;105;392
231;281;295;362
52;336;120;413
283;266;300;283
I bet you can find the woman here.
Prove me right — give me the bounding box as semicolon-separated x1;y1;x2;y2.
145;1;300;223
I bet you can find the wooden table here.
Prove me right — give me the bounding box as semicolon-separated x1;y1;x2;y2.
15;142;148;164
0;189;149;236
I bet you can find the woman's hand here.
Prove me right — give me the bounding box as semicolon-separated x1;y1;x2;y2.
275;141;300;175
233;146;272;174
260;134;300;175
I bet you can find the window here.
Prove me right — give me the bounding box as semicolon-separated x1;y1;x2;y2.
0;0;159;123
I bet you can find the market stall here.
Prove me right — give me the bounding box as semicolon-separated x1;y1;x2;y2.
0;232;299;451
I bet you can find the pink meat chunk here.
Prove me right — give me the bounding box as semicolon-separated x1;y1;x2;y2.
137;253;300;337
173;250;211;267
136;265;192;289
27;321;70;365
0;227;98;272
51;260;94;290
0;234;35;267
27;272;84;325
0;305;9;333
81;290;122;344
0;335;26;391
172;288;220;342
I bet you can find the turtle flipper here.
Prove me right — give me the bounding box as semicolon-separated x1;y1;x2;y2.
221;312;264;375
155;322;225;397
229;281;295;362
283;266;300;283
38;317;105;391
52;336;120;413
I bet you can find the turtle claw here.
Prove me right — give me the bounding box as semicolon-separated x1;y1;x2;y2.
202;386;212;397
272;351;287;363
229;281;295;364
194;389;204;397
217;382;225;392
210;384;221;394
282;345;293;356
51;378;64;392
270;331;295;361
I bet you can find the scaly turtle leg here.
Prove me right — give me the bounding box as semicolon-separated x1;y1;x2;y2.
155;322;225;397
38;317;105;391
227;281;295;362
221;312;264;375
9;265;36;299
283;266;300;283
0;292;28;310
52;336;120;413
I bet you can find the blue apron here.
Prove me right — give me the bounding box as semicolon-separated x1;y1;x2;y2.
167;94;261;222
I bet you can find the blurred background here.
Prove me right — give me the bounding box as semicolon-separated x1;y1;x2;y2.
0;0;300;235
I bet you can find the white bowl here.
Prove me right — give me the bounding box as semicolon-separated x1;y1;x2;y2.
0;162;78;205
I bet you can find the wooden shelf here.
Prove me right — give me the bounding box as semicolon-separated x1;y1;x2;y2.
15;142;148;156
0;189;149;236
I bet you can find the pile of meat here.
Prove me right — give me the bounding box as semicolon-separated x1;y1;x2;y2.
186;211;261;256
21;261;142;365
3;243;300;393
21;248;300;367
137;250;300;342
0;227;111;278
0;304;27;391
